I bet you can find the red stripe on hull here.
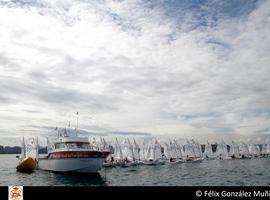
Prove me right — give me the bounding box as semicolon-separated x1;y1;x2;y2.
48;151;110;159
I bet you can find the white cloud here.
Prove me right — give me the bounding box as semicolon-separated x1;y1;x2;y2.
0;0;269;145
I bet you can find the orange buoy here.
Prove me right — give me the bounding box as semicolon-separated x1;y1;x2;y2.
16;157;37;172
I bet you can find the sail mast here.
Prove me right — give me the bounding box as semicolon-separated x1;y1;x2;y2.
21;136;26;159
36;136;39;162
76;112;79;130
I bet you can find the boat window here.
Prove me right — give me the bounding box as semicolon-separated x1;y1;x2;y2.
66;142;91;149
55;143;68;150
54;142;92;150
66;143;78;149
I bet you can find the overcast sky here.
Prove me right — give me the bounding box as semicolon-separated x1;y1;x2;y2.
0;0;270;145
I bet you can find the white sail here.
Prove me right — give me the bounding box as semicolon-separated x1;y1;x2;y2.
114;138;123;161
36;137;39;161
89;137;99;150
173;139;184;159
216;140;229;158
229;141;240;158
248;144;260;157
183;140;196;158
98;137;110;151
204;141;215;158
266;144;270;155
262;144;267;155
255;145;261;156
163;142;171;159
153;139;162;160
133;138;141;160
20;136;26;160
128;138;136;161
121;138;134;161
147;142;154;160
144;139;162;161
169;140;178;159
239;142;250;156
140;139;146;160
25;137;38;159
142;139;153;160
191;139;202;158
47;137;54;153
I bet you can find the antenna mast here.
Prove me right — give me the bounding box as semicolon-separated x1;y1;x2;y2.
76;112;79;130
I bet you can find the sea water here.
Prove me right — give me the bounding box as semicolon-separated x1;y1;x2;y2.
0;154;270;186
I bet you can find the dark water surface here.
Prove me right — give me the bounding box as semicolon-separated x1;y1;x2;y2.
1;155;270;186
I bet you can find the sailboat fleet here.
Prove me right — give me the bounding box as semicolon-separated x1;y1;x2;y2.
99;139;270;167
101;138;270;168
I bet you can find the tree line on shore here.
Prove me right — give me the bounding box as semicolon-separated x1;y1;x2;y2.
0;145;47;154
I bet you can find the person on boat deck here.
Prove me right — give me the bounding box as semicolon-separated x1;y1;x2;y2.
110;156;114;163
169;157;173;162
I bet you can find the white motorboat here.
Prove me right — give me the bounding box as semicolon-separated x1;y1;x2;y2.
38;135;110;173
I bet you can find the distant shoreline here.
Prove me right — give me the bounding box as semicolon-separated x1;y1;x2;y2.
0;145;47;154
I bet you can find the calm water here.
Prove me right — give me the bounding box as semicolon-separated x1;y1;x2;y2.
1;154;270;186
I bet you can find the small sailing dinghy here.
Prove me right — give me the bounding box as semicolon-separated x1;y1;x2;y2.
164;140;185;164
239;142;252;159
143;139;165;165
16;137;38;172
183;139;204;163
261;144;270;157
216;140;231;160
248;144;260;158
229;141;241;159
172;139;186;163
132;138;144;165
108;138;125;167
203;141;216;160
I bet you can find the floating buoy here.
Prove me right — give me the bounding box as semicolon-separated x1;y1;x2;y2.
16;157;37;172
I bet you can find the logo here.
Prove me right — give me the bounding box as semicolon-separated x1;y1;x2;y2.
9;186;23;200
196;190;202;197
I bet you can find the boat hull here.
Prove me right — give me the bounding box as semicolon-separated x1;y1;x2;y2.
143;160;165;166
168;159;186;164
186;158;204;163
38;157;105;173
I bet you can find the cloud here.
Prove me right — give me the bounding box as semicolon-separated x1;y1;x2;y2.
0;0;269;144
